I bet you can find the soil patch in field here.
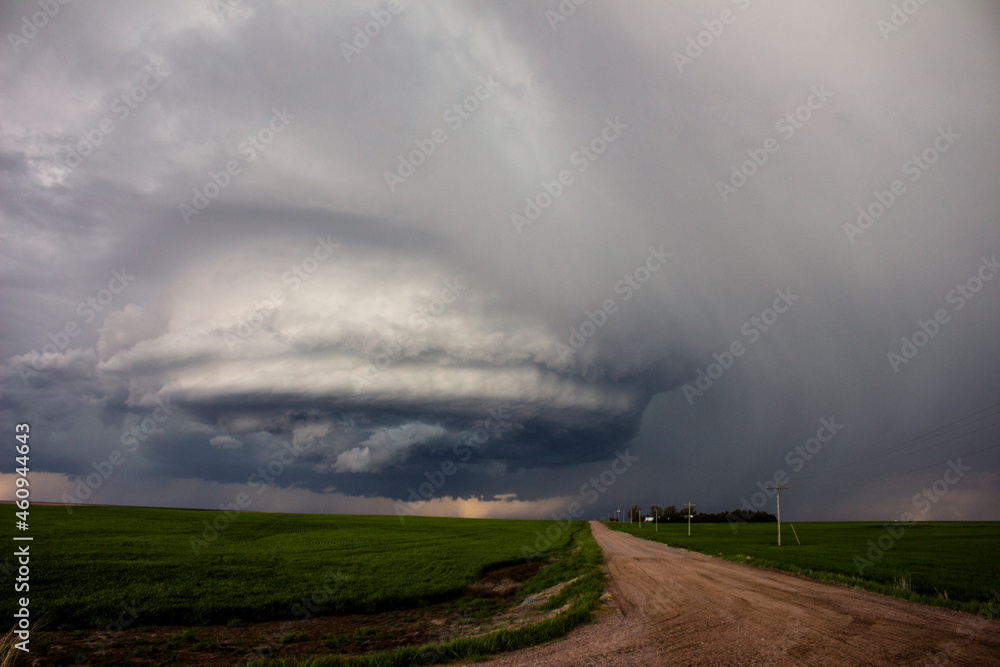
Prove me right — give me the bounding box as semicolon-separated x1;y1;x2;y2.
27;561;548;666
468;561;543;598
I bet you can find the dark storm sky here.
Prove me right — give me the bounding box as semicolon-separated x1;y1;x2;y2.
2;0;999;520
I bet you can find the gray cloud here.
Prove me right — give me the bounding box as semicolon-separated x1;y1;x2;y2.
1;0;999;520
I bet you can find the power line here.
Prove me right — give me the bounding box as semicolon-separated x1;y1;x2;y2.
812;440;1000;495
801;418;1000;486
797;401;1000;485
800;403;1000;482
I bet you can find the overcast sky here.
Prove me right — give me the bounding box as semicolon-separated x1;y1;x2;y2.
2;0;999;522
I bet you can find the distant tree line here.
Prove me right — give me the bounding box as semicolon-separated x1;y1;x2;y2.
612;504;775;523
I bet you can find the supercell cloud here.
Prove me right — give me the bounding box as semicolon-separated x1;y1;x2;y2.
1;0;999;520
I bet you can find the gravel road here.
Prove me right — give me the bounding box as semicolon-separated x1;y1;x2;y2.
473;521;1000;666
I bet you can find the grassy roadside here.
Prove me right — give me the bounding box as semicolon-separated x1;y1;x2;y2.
263;521;605;667
605;521;1000;618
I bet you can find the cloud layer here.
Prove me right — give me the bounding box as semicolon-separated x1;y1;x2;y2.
1;0;999;520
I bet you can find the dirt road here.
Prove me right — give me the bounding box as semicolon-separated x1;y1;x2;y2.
475;521;1000;666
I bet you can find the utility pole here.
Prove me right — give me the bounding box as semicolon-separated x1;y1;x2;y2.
684;502;695;536
766;486;788;546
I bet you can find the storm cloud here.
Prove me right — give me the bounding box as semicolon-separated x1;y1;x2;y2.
2;0;999;520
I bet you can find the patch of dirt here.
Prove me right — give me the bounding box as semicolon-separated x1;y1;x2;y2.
22;560;554;666
468;561;544;598
472;576;580;637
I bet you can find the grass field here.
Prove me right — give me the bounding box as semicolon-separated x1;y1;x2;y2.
17;505;996;664
606;520;1000;616
3;505;588;630
268;526;605;667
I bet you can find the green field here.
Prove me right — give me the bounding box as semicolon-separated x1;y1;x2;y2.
606;520;1000;616
6;505;591;630
13;506;997;665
